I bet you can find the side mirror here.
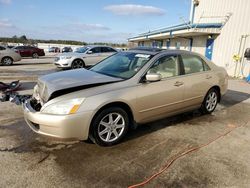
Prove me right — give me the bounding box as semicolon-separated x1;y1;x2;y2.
145;73;162;82
87;50;93;54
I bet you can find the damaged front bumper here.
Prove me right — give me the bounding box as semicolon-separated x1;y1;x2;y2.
23;99;93;140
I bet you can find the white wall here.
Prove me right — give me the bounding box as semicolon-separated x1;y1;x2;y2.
193;0;250;76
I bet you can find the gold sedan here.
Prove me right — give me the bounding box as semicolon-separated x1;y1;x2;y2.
23;48;228;146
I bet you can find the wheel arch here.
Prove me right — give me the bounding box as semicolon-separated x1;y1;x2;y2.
208;85;221;102
1;56;14;64
71;58;85;67
89;101;136;135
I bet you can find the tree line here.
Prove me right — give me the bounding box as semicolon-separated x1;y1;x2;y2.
0;35;127;47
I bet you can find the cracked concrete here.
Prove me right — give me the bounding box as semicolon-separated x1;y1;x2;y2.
0;58;250;187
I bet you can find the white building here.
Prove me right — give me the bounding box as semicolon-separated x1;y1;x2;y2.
128;0;250;77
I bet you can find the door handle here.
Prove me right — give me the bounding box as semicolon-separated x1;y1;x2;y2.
206;75;212;79
174;81;184;87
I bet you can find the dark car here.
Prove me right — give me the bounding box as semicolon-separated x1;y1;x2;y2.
7;45;15;49
48;47;60;53
62;47;73;53
13;46;45;58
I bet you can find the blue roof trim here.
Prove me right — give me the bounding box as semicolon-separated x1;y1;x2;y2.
129;23;223;40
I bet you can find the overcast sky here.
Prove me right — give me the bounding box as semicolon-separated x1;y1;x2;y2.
0;0;191;43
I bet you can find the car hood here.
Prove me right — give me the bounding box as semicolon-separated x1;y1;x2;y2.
36;69;123;103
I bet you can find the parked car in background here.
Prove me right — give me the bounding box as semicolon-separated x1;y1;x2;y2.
7;45;15;49
23;48;228;146
13;46;45;58
0;45;21;65
62;47;73;53
54;45;117;69
48;47;60;53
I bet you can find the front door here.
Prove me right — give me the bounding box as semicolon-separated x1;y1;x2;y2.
136;54;184;123
205;39;214;60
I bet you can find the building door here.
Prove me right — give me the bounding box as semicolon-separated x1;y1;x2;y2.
205;39;214;60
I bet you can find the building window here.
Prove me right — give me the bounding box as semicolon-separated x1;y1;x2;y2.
152;40;163;48
175;42;181;49
138;41;144;47
166;40;171;49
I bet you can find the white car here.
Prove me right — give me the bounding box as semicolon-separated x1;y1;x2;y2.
54;45;117;69
0;46;22;65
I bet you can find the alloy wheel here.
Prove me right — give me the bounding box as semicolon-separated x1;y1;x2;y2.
72;60;84;69
98;113;125;142
205;91;218;112
3;57;13;65
32;53;39;58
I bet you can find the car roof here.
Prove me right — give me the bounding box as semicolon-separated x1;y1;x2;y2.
86;45;115;48
127;47;204;57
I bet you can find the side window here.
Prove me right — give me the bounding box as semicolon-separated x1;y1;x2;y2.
107;47;117;52
203;60;211;71
15;46;23;49
0;46;6;50
91;47;101;53
182;54;209;74
101;47;109;53
101;47;117;53
148;55;179;78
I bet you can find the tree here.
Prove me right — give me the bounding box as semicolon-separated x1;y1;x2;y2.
20;35;27;41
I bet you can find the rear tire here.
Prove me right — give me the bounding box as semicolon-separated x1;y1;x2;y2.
32;53;39;58
71;59;85;69
89;107;129;146
1;57;13;66
200;88;219;114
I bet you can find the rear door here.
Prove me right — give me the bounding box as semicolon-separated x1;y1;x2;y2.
16;46;26;57
180;54;212;108
136;54;185;122
101;47;117;60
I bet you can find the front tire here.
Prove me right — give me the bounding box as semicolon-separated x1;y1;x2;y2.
200;88;219;114
71;59;85;69
90;107;129;146
1;57;13;66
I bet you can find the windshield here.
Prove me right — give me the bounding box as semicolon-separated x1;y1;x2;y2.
74;47;89;53
90;52;153;79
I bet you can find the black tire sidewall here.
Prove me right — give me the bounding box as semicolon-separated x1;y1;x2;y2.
201;88;218;114
2;57;13;65
90;107;129;146
71;60;84;69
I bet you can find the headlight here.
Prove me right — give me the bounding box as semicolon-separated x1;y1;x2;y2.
60;56;72;59
41;98;85;115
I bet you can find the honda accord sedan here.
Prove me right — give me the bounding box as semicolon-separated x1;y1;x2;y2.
23;48;228;146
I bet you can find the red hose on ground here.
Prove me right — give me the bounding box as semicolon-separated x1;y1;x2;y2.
128;123;245;188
